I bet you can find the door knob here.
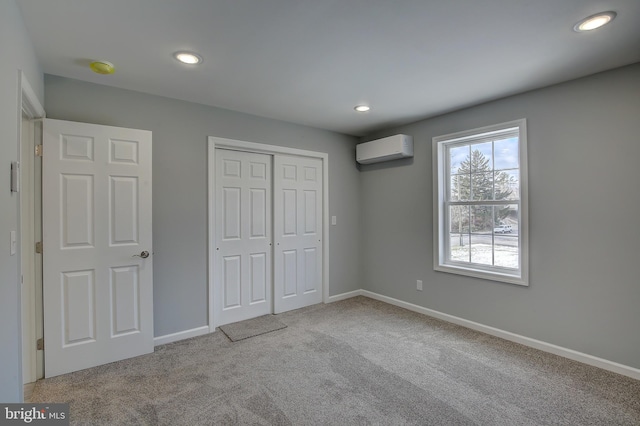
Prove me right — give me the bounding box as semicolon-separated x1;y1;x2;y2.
133;250;150;259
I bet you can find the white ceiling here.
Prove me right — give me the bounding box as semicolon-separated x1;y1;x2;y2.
17;0;640;136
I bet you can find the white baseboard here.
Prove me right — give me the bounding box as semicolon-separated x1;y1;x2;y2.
360;290;640;381
154;325;211;346
152;290;640;380
326;289;363;303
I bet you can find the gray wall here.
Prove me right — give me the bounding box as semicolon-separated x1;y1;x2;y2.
0;0;44;402
4;7;637;401
359;63;640;369
44;75;361;337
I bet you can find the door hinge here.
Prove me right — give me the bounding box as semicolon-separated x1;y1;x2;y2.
35;241;43;254
35;144;43;157
36;338;44;351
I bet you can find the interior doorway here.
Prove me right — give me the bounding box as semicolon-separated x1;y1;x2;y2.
19;72;45;401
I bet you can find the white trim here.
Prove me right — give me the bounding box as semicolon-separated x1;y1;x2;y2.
153;326;211;346
19;71;45;119
326;289;363;303
207;137;330;331
322;154;330;305
207;142;215;332
360;290;640;381
18;71;45;401
213;138;327;159
20;113;36;386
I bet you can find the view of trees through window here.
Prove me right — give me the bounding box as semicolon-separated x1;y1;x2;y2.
447;137;520;269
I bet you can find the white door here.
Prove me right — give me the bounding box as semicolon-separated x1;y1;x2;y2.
43;119;153;377
273;155;323;313
215;149;272;326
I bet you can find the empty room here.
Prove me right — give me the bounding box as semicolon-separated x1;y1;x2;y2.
1;0;639;424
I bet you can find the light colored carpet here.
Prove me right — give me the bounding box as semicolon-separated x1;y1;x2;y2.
219;315;287;342
30;296;640;425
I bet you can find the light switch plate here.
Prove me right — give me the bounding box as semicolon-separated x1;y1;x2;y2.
331;216;337;226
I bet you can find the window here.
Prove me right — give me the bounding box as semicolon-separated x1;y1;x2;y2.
433;119;528;285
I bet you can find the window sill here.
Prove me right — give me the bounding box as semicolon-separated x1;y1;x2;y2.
435;263;528;286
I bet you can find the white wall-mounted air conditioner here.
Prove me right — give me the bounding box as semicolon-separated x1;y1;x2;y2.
356;134;413;164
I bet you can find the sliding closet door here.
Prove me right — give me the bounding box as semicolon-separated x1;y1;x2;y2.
215;149;272;326
273;155;323;313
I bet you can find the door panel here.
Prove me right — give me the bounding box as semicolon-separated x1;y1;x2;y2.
250;189;267;237
304;248;317;293
250;253;267;303
274;155;323;313
62;270;95;344
283;250;297;297
43;118;153;377
304;190;317;234
110;176;138;245
61;174;94;247
223;256;241;308
215;149;272;326
110;265;140;336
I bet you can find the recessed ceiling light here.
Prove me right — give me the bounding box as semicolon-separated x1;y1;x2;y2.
174;52;203;65
354;105;371;112
574;11;616;32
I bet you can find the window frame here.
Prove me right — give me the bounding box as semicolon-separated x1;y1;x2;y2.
433;119;529;286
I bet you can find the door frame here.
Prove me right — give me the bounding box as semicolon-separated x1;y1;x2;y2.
207;137;329;331
18;71;45;394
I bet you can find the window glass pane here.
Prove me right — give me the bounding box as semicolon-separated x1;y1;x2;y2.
449;145;469;175
471;172;493;201
471;205;493;234
466;147;492;174
449;205;470;263
471;142;492;171
449;235;470;263
450;174;470;201
494;204;519;268
449;205;470;234
494;204;519;236
494;137;519;170
495;169;519;201
470;234;493;266
471;205;493;265
494;235;518;268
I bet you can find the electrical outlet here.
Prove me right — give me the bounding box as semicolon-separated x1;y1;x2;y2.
416;279;423;291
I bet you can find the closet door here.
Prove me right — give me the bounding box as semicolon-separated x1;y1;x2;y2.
273;155;323;313
215;149;272;326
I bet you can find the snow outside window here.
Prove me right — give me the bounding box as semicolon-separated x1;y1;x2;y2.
433;119;528;286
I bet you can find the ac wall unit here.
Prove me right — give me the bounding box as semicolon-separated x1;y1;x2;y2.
356;134;413;164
